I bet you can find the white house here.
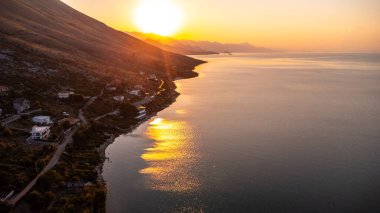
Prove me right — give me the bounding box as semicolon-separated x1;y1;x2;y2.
13;98;30;113
113;96;125;102
128;90;141;96
58;91;71;99
30;126;50;140
32;116;53;125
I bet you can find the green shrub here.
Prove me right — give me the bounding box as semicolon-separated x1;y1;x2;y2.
61;120;71;130
0;202;12;213
38;170;64;190
43;191;56;204
70;94;84;103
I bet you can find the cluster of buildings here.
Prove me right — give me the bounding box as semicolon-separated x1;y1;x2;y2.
0;85;52;141
1;76;157;142
0;84;82;143
0;95;52;141
108;84;145;103
106;74;159;104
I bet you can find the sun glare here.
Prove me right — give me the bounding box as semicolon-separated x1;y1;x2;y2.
133;0;183;36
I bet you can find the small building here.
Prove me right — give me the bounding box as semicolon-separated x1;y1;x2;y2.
32;116;53;125
136;106;147;120
137;106;146;114
30;126;50;140
0;85;10;95
128;90;141;96
13;98;31;113
63;112;70;117
113;96;125;102
58;91;71;99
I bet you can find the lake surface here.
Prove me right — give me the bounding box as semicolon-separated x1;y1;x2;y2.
103;53;380;213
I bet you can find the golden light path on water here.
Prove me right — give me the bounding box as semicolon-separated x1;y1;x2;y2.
139;117;200;192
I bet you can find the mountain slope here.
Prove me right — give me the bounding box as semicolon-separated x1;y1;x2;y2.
129;32;273;55
0;0;203;85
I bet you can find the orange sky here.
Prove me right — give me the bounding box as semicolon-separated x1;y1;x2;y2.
62;0;380;52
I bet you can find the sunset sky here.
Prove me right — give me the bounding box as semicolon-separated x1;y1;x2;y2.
61;0;380;52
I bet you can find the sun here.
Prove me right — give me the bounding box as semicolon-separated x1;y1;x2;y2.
133;0;183;36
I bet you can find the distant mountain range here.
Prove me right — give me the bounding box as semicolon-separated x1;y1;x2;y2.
128;32;274;55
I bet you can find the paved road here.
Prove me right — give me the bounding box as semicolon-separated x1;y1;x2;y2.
0;115;21;126
78;96;97;125
78;88;104;125
8;126;78;205
94;109;119;121
83;96;97;110
7;88;103;206
0;108;42;126
78;109;87;125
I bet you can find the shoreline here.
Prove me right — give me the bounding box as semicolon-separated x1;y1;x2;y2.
96;74;195;211
96;92;179;182
7;75;197;212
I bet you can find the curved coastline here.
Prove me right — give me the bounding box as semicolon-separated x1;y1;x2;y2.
98;62;205;211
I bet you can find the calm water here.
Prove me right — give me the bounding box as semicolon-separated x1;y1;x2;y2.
103;53;380;213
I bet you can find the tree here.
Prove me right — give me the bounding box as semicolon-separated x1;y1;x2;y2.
38;170;64;190
73;126;90;149
43;191;56;204
70;94;84;102
61;120;71;130
2;128;13;137
0;202;12;213
119;103;139;118
26;190;44;211
34;100;42;109
27;190;43;201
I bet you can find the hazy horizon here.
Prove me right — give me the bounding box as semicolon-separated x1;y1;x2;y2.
1;1;379;212
61;0;380;53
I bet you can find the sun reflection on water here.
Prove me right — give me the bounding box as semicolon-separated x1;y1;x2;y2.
139;118;199;192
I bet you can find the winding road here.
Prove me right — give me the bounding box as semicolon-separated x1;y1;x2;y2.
8;89;102;206
8;126;78;205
